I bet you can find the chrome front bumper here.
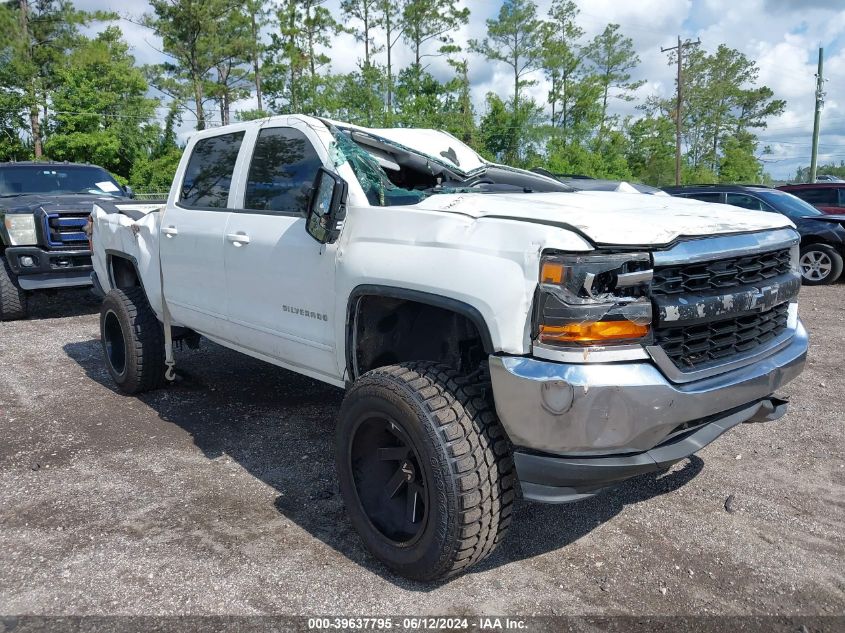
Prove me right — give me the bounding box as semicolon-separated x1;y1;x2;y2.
488;319;808;456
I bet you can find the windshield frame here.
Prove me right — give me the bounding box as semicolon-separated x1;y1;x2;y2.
0;164;126;198
335;126;472;178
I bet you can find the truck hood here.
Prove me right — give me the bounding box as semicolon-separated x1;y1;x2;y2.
0;193;126;214
414;190;794;246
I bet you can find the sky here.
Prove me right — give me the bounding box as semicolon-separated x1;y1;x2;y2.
75;0;845;180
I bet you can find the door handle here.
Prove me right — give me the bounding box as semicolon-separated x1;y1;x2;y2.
161;226;178;237
226;232;250;246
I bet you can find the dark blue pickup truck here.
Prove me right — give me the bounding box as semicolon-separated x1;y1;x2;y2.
0;162;134;319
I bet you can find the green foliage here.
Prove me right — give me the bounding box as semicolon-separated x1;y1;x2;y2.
718;133;763;183
793;162;845;183
0;0;115;157
144;0;250;129
341;0;382;67
130;147;184;193
401;0;470;67
44;28;158;179
625;116;676;186
0;1;787;191
583;24;644;134
478;93;543;166
650;44;785;179
263;0;342;116
470;0;544;114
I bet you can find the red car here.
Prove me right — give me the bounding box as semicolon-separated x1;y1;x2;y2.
777;183;845;214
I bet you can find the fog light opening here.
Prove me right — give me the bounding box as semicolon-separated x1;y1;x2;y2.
540;381;574;415
20;255;36;268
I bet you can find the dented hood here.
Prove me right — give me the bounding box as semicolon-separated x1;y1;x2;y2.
414;190;794;246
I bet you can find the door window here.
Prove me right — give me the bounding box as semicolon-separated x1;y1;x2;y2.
244;127;323;214
180;132;245;208
725;193;770;211
684;192;722;203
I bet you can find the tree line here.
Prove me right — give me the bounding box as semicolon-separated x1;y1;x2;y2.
0;0;786;192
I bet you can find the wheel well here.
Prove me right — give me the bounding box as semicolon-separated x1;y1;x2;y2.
348;292;492;379
109;255;141;289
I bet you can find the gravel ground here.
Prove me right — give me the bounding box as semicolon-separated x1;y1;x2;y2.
0;286;843;618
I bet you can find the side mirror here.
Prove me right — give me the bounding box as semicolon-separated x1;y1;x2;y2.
123;185;135;199
306;167;348;244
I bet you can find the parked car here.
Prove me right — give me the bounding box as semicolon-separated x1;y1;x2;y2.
560;178;665;195
664;184;845;285
778;182;845;214
814;175;844;183
89;115;807;581
0;161;135;319
530;169;665;194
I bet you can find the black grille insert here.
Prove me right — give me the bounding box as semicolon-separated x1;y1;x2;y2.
655;302;790;370
652;248;792;295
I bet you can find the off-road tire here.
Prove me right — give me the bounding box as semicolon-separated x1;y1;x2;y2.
799;243;843;285
0;255;28;321
100;287;166;394
336;362;515;581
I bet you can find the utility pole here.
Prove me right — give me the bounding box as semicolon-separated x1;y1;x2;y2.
810;47;824;183
661;37;700;186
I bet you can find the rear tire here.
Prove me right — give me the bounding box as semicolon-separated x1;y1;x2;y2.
799;244;843;285
100;287;166;394
336;362;515;581
0;255;28;321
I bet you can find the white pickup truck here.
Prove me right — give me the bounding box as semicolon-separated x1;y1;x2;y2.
89;115;808;581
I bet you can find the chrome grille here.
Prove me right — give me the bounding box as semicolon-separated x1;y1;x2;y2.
651;248;793;296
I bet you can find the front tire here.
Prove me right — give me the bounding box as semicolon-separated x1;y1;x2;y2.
336;362;515;581
100;287;166;394
0;255;28;320
799;244;843;285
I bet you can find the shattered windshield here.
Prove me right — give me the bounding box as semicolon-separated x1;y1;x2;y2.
324;122;572;207
327;126;427;207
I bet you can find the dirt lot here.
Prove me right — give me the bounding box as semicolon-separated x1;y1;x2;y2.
0;286;843;618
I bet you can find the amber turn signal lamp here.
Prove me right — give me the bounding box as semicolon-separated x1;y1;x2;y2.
539;320;649;343
540;261;564;284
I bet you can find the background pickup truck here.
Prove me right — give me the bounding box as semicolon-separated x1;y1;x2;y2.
0;161;135;320
89;114;808;581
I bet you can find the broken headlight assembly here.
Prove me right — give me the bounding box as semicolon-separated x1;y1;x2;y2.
534;252;653;347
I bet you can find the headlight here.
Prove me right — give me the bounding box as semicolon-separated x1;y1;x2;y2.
536;252;653;346
4;214;37;246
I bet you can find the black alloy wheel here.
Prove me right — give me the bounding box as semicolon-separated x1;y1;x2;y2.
102;308;127;378
349;415;429;545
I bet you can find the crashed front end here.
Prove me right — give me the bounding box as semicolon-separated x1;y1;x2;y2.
489;227;808;503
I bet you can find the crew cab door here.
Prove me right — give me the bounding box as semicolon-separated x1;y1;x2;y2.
159;130;246;340
223;120;340;382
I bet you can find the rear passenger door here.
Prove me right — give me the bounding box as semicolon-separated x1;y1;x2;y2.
160;131;245;340
223;120;340;382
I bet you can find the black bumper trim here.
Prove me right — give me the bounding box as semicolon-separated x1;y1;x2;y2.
5;246;92;276
515;399;781;504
